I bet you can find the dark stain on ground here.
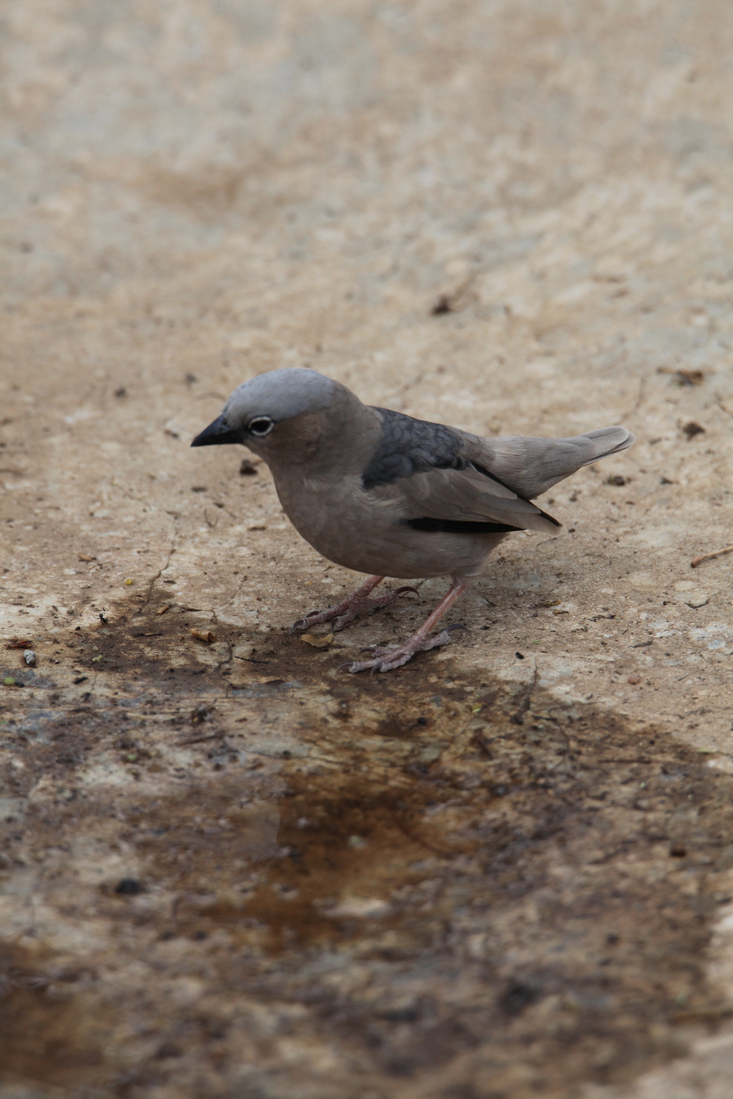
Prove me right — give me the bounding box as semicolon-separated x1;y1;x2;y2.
132;770;463;954
3;602;733;1096
0;944;116;1089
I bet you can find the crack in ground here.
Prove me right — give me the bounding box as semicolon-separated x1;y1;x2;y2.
134;543;177;615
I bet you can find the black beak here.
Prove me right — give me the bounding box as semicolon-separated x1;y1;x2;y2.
191;414;242;447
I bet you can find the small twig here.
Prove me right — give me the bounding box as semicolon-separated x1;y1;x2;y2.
657;367;704;386
671;1006;733;1025
620;376;645;421
596;757;652;765
691;544;733;568
177;733;224;746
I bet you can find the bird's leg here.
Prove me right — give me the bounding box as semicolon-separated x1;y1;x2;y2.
342;578;470;674
291;575;419;634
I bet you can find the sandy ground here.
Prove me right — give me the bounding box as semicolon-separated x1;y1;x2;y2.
1;1;733;1096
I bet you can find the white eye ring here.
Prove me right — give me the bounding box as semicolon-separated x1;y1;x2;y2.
248;416;274;437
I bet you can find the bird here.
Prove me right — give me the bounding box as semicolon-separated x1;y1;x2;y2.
192;368;635;673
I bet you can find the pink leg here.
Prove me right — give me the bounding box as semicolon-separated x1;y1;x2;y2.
290;575;418;634
342;578;470;674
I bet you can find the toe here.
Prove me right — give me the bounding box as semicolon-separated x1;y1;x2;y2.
332;610;357;632
374;653;412;672
423;628;453;650
340;659;373;674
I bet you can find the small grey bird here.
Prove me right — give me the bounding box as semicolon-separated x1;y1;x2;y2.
192;368;634;673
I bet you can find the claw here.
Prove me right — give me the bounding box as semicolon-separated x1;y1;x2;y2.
290;614;318;634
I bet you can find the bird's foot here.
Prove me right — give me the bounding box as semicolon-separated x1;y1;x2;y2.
341;624;465;674
291;585;418;634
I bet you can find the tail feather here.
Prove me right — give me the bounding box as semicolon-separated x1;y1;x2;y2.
478;426;636;500
576;426;636;463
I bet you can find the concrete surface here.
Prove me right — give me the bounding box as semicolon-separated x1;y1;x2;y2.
1;1;733;1096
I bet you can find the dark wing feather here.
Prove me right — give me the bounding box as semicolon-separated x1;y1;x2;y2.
362;409;468;489
406;516;522;534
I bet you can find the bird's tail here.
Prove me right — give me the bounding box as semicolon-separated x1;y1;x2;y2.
487;426;636;499
573;426;636;462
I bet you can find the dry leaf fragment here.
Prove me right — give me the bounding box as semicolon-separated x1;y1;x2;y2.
191;628;216;644
300;632;334;649
157;604;171;616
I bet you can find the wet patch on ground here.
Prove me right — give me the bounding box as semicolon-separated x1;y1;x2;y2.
0;942;120;1093
2;606;733;1097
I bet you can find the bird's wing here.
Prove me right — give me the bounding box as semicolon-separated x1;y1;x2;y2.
364;409;561;535
372;465;561;534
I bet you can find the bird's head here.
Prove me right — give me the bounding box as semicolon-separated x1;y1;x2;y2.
191;368;346;462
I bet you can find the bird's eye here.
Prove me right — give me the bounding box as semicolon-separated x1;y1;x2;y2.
248;416;274;437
